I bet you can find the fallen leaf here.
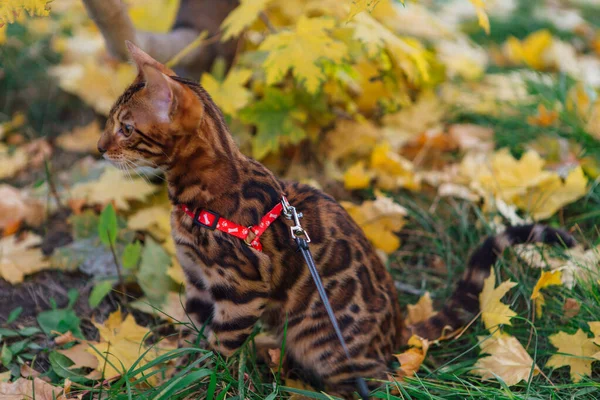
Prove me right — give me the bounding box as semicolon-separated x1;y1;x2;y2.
0;234;51;284
527;104;559;127
546;329;598;382
371;142;420;191
323;120;381;161
70;167;158;211
479;269;517;335
58;343;99;370
88;309;157;382
0;144;28;180
127;206;172;241
347;0;381;21
406;292;435;325
130;292;187;323
19;364;40;379
473;335;540;386
447;124;494;153
128;0;179;33
503;30;554;70
468;0;489;34
54;331;77;346
0;377;62;400
562;298;581;319
268;348;281;367
343;161;373;190
531;270;562;300
0;112;26;140
56;120;101;153
0;185;45;232
341;194;407;254
393;335;429;379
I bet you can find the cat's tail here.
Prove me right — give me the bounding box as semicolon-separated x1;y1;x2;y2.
405;224;576;342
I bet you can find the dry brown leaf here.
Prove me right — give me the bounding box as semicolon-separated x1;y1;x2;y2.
473;334;540;386
563;298;581;319
448;124;494;153
54;331;77;346
0;144;28;180
19;364;41;379
0;185;45;232
58;343;99;370
406;292;435;325
0;377;63;400
56;120;101;153
0;233;51;284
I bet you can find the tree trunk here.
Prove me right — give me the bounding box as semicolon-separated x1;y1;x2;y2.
81;0;239;79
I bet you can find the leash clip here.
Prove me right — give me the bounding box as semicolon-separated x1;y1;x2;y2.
281;196;310;243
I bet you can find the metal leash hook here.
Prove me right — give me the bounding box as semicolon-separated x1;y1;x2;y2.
280;196;370;400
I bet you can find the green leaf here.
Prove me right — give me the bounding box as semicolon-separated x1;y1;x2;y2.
48;351;88;382
98;203;118;247
122;241;142;269
1;343;13;367
137;237;172;305
37;308;83;338
6;307;23;324
67;288;79;309
8;339;29;355
0;328;19;338
17;327;41;337
89;280;114;309
239;88;306;160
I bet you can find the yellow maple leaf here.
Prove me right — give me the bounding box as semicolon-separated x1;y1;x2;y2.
0;0;51;25
131;292;187;323
128;0;180;33
341;193;407;254
56;120;101;153
546;329;599;382
351;14;431;84
468;0;490;34
128;206;172;241
527;104;559;127
479;269;517;335
323;119;381;161
0;233;51;284
370;142;420;191
221;0;272;40
201;69;253;116
343;161;373;190
504;30;553;70
406;292;435;325
70;167;158;211
473;335;540;386
346;0;381;22
392;335;429;379
523;166;588;220
590;322;600;348
259;16;348;93
51;61;136;116
531;270;562;300
88;309;170;383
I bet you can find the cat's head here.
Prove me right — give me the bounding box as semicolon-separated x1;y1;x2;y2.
97;41;203;169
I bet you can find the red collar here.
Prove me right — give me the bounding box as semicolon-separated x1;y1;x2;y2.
179;201;284;251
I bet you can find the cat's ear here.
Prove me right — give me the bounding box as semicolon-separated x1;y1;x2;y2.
125;40;176;77
142;66;177;122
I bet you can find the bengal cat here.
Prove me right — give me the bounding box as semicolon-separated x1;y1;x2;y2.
97;42;576;398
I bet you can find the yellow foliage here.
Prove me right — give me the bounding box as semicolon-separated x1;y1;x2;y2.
546;329;599;382
0;143;28;179
479;269;517;335
473;335;540;386
346;0;381;22
201;69;253;116
70;167;159;211
504;30;553;70
221;0;273;40
468;0;490;34
324;119;380;161
341;193;407;253
531;270;562;300
0;0;51;25
128;205;172;241
343;161;373;190
56;120;102;153
259;16;348;93
406;292;435;325
89;309;162;383
128;0;180;33
371;142;420;191
0;233;51;284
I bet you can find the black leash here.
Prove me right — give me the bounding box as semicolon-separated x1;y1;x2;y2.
282;197;370;400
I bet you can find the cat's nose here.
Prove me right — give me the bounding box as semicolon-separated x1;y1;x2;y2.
97;144;107;153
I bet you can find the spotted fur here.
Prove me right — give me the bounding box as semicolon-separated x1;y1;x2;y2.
98;43;576;398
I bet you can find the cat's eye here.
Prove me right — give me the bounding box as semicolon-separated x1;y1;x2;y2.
122;123;134;137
